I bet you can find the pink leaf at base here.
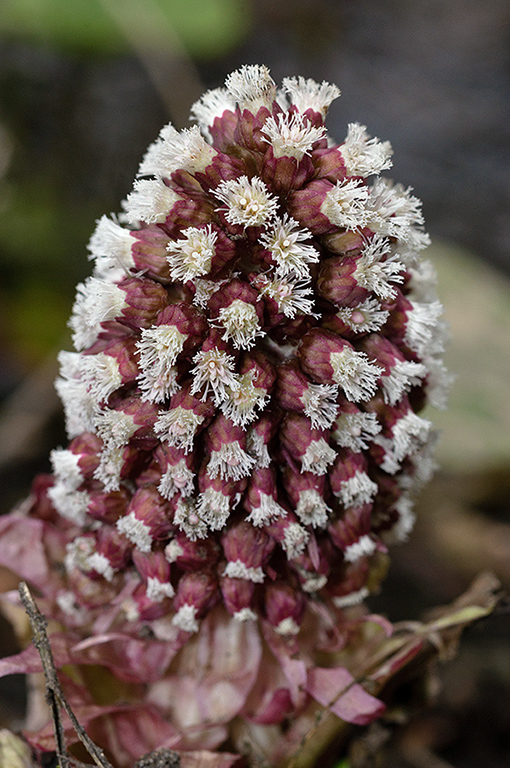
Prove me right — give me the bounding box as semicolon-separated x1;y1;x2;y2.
306;666;385;725
0;516;66;595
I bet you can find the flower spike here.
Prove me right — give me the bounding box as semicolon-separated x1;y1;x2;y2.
0;65;449;767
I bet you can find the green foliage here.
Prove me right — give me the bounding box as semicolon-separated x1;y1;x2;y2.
6;281;70;361
0;177;93;362
0;0;251;58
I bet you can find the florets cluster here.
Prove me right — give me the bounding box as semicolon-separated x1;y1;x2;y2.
2;66;451;764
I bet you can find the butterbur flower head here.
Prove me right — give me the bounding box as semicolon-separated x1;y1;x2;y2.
1;65;450;766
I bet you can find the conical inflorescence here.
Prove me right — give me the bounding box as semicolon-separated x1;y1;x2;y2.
1;65;451;764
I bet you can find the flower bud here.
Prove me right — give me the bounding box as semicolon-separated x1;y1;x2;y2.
275;360;338;429
164;533;219;571
50;433;101;490
70;276;168;351
116;484;173;552
87;525;132;581
244;466;286;527
156;443;196;500
154;381;215;453
204;413;255;482
172;570;218;633
281;466;331;529
136;302;208;403
279;412;336;476
166;223;237;283
329;505;377;563
266;513;310;561
220;576;257;621
246;410;280;468
359;333;426;406
264;582;306;635
329;449;378;508
299;328;383;402
221;522;275;582
86;486;130;525
197;464;247;531
132;548;175;602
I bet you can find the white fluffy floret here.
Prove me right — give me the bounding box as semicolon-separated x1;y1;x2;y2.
214;175;278;227
192;278;226;309
207;441;255;481
301;438;337;476
50;448;83;491
367;178;426;245
341;123;393;177
344;534;377;563
260;215;319;278
218;299;264;350
256;275;316;318
55;374;99;438
93;445;125;492
220;373;268;427
47;483;90;526
261;111;326;160
77;353;123;402
191;347;240;405
404;300;445;357
88;215;135;280
158;461;195;500
274;618;301;636
154;407;204;453
174;497;208;540
225;65;276;111
381;359;427;406
137;325;186;403
167;225;218;282
321;179;371;230
172;604;199;633
223;560;265;583
190;87;237;140
117;511;153;553
282;523;309;559
333;587;370;608
138;123;216;178
336;298;390;334
295;490;330;528
69;278;126;352
282;76;340;117
332;411;382;452
334;469;378;508
330;347;383;401
123;178;182;226
354;235;405;300
87;553;115;582
246;493;286;527
94;409;137;450
375;412;432;474
300;382;339;429
246;429;271;469
197;488;232;530
146;577;175;602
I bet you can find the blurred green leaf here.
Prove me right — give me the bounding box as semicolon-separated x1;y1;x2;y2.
7;280;70;362
0;0;251;58
0;176;96;277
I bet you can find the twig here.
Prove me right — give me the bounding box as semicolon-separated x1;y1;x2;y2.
18;582;114;768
